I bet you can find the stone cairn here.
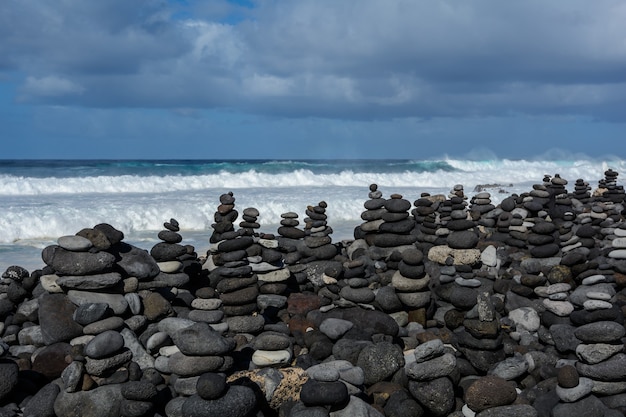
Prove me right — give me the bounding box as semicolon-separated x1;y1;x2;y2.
598;169;625;204
0;170;626;417
375;193;418;248
301;201;337;263
412;193;441;249
354;183;386;245
572;178;592;204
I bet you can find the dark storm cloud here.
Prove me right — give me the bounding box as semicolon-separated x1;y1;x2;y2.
3;0;626;121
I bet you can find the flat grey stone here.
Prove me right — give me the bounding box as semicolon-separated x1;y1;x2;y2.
67;290;128;316
57;272;122;290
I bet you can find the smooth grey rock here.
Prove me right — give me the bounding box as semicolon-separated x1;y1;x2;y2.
576;353;626;381
38;293;84;345
56;272;122;290
556;377;594;402
405;352;456;381
57;235;93;251
168;352;224;377
551;394;606;417
73;303;109;326
124;293;142;315
157;317;196;336
319;318;354;340
329;395;384;417
54;384;123;417
114;243;160;279
0;359;19;402
82;316;124;335
67;290;128;315
23;382;60;417
121;328;155;370
181;385;257;417
42;245;116;276
61;361;84;393
172;322;235;356
84;330;124;359
574;321;625;343
250;332;291;351
413;339;444;363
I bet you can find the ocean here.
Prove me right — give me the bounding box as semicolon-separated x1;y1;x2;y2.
1;158;625;273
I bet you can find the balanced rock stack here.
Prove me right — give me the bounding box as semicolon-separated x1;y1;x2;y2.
547;174;568;196
412;193;442;247
338;262;377;308
446;205;480;253
355;183;386;244
276;211;306;265
574;208;601;252
372;193;417;248
548;175;575;221
608;223;626;262
572;178;592;204
177;372;258;417
572;286;626;394
450;184;467;201
209;192;237;244
523;182;551;218
389;248;431;326
301;201;337;262
469;191;496;226
430;195;486;319
253;233;292;322
404;337;458;416
528;218;560;259
238;207;261;236
599;169;625;204
505;197;532;249
296;359;375;416
558;212;580;255
455;289;506;375
551;363;604;417
3;167;626;417
148;218;192;290
205;193;260;319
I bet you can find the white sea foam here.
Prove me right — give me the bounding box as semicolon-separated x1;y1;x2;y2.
1;158;622;196
1;157;624;271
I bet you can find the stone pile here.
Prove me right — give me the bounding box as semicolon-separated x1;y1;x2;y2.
355;183;386;244
276;211;306;265
404;338;457;416
301;201;337;262
599;169;625;204
411;193;442;248
572;178;592;204
0;170;625;417
373;193;417;248
469;191;496;226
389;248;431;326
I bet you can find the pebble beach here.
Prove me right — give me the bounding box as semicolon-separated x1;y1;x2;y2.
1;166;626;417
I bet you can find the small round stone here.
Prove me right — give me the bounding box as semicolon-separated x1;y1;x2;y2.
196;372;227;400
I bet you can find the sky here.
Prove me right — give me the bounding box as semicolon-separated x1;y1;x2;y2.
1;0;625;160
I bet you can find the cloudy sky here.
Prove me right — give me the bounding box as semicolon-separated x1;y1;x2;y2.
1;0;625;159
